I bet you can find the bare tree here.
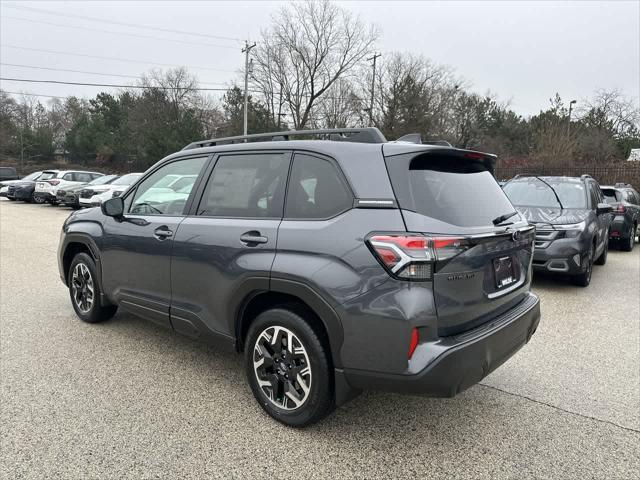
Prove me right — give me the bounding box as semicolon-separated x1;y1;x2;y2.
314;78;365;128
252;0;379;129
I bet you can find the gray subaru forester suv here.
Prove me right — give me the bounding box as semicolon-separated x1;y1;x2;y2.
58;128;540;427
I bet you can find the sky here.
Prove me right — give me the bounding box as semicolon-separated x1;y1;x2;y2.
1;0;638;117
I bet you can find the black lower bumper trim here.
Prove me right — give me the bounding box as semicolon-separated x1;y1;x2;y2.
343;293;541;397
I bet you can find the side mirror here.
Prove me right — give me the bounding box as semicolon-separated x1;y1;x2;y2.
596;202;613;215
101;196;124;219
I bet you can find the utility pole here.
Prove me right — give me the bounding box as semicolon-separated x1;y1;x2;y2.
242;40;256;136
367;53;381;126
567;99;577;136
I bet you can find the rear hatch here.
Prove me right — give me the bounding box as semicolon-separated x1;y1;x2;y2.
383;146;534;336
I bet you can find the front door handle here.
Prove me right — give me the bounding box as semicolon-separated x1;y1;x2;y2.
154;226;173;240
240;231;268;245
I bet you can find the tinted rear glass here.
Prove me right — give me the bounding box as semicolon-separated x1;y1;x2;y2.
0;167;17;175
387;155;514;227
503;178;587;209
601;188;621;204
39;172;57;181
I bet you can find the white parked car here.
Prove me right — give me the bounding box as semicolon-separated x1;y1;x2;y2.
134;174;198;205
34;170;103;204
78;173;143;207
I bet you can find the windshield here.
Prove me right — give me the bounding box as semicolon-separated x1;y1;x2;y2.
89;174;117;186
503;178;587;209
112;173;141;186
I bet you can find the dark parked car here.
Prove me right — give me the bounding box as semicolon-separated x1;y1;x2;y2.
6;170;59;203
58;128;540;427
600;183;639;251
1;171;43;198
503;175;613;286
0;166;19;182
57;174;119;209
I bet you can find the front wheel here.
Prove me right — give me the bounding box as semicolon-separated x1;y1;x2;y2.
245;308;334;427
573;245;594;287
68;253;117;323
594;238;608;265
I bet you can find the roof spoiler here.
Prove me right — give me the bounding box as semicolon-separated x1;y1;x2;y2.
394;133;453;147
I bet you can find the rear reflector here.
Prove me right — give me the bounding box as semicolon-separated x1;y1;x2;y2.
47;179;60;186
408;328;419;359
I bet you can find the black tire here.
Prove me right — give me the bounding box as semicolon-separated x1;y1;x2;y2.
68;252;117;323
594;238;608;265
620;224;636;252
573;244;594;287
245;307;334;427
8;197;16;201
31;193;45;204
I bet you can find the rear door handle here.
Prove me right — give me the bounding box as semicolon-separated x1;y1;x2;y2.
240;231;268;245
154;226;173;239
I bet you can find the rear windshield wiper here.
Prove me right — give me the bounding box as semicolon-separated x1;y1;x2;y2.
492;210;519;225
533;176;564;210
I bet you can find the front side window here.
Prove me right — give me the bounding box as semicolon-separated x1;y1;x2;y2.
285;154;352;219
74;172;93;183
197;153;290;218
130;157;207;215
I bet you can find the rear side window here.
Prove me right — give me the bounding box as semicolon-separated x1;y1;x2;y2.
39;172;56;181
63;173;74;180
624;190;638;204
0;167;17;175
74;172;93;183
197;153;290;218
388;154;514;227
284;154;353;219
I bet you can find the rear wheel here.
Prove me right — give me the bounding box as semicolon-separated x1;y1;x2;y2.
573;244;594;287
68;253;117;323
245;308;334;427
31;193;45;204
8;197;16;201
621;223;636;252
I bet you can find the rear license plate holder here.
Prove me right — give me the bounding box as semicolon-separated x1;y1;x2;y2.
494;255;516;289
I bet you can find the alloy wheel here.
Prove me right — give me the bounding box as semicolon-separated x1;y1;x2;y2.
586;247;593;283
253;326;312;411
71;263;95;314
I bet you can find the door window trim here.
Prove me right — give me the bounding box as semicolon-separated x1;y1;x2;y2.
282;151;355;222
187;150;293;219
122;154;214;217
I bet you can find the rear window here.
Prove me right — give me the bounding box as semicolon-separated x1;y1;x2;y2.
0;167;17;175
387;155;514;227
39;171;57;181
601;188;621;204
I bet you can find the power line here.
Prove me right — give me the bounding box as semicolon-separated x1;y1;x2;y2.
3;15;239;50
2;45;239;73
2;91;67;99
0;63;229;86
0;77;258;92
3;4;243;43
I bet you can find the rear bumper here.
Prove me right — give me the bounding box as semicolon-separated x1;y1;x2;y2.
343;293;540;397
609;216;629;237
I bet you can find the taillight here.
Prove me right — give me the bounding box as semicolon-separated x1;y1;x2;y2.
614;204;626;214
48;179;60;186
368;234;470;280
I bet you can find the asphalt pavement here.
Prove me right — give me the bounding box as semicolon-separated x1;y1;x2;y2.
1;199;639;479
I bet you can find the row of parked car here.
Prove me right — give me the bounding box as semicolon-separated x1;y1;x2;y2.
0;169;145;207
500;176;639;286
